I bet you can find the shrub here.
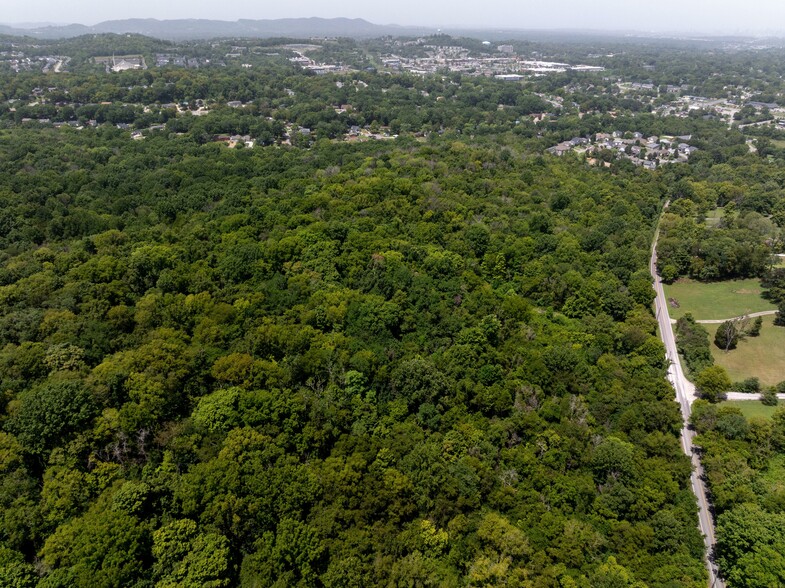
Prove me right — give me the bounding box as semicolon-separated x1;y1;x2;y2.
732;378;760;394
762;388;779;406
748;316;763;337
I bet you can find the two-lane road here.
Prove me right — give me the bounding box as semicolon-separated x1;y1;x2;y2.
650;224;725;588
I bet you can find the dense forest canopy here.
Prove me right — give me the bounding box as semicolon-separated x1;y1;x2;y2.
0;120;710;586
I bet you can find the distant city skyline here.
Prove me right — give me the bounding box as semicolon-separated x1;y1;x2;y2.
5;0;785;34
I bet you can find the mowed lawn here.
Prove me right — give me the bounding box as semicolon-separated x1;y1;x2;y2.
664;278;776;320
712;316;785;387
719;400;781;420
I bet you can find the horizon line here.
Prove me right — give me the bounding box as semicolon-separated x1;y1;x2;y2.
2;17;785;38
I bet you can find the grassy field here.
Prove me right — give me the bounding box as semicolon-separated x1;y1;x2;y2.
664;278;776;320
712;316;785;387
703;207;724;227
720;400;781;420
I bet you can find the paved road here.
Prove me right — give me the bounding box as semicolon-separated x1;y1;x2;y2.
667;310;778;325
651;224;725;588
737;119;775;129
696;310;777;324
725;392;785;400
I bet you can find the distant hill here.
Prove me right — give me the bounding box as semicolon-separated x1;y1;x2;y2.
0;17;434;41
0;17;750;45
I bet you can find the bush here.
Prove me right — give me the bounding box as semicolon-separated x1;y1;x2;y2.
660;264;679;284
732;378;761;394
748;316;763;337
762;388;779;406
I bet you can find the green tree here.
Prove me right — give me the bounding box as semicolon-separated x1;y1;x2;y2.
775;301;785;327
714;320;741;351
592;437;637;483
0;546;36;588
240;519;323;587
39;496;149;588
152;519;232;588
7;380;98;457
191;387;240;433
695;366;732;402
590;556;648;588
748;316;763;337
716;504;785;586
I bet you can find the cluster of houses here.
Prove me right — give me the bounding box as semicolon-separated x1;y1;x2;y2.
285;45;352;75
619;81;785;128
155;54;209;68
619;82;693;94
548;131;698;169
6;49;212;75
380;42;603;77
1;51;68;73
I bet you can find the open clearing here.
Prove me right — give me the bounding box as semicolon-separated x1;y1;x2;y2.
664;277;776;320
712;316;785;387
703;208;724;227
720;400;781;420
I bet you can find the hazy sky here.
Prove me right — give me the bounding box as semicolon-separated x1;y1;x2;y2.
5;0;785;33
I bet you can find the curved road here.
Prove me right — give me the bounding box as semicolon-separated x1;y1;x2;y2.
651;225;725;588
669;309;778;325
695;310;777;324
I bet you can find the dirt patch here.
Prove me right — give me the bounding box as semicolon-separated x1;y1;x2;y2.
669;297;680;308
733;289;761;295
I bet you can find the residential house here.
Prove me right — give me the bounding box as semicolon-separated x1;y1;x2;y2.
547;143;572;156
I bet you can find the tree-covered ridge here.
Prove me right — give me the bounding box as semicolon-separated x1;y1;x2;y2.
0;128;705;587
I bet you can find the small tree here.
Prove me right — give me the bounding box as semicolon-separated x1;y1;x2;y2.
660;264;679;284
690;399;719;433
715;320;740;351
775;302;785;327
748;316;763;337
